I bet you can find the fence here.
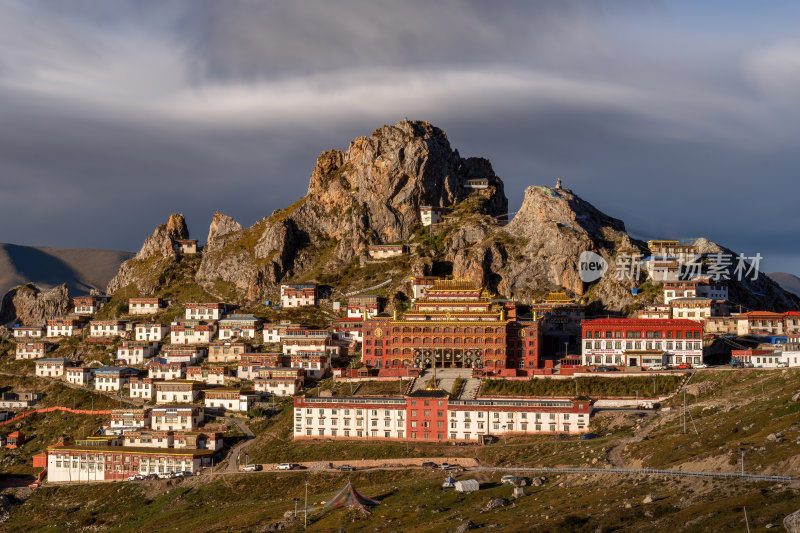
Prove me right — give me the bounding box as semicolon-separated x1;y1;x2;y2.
0;406;112;427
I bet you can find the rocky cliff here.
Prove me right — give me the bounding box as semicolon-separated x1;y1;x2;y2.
195;120;507;301
0;283;71;326
107;120;800;313
106;214;189;295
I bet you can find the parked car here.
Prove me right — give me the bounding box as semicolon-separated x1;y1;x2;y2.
648;365;664;371
157;473;172;479
500;475;517;485
127;475;138;481
694;363;708;369
275;463;294;471
580;433;598;440
338;464;355;471
441;463;454;470
421;461;438;469
243;464;262;472
778;362;789;368
730;361;745;368
744;362;755;368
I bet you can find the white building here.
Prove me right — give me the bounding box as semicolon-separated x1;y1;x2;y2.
154;381;202;404
129;377;157;400
289;351;331;379
186;366;228;385
94;367;138;392
419;206;450;227
15;341;52;360
695;280;728;301
281;329;340;357
88;320;127;338
170;321;217;345
280;284;317;308
135;323;170;342
65;367;94;386
150;405;204;431
128;298;164;315
117;341;159;365
203;390;258;412
218;315;262;340
208;342;251;363
108;408;151;434
12;326;45;339
46;316;84;337
346;295;381;319
73;295;109;315
184;302;226;321
162;345;205;365
35;358;76;378
175;239;198;254
367;244;407;259
253;368;304;397
670;297;726;322
147;360;186;381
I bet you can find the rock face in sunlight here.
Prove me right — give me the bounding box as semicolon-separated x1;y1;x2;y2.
0;283;71;326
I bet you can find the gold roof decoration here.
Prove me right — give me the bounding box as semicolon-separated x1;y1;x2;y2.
429;279;480;292
544;291;574;304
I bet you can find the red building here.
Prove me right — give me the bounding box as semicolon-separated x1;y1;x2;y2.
361;279;541;372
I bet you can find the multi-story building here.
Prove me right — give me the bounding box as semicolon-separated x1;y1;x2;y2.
253;368;304;397
154;381;202;404
117;341;159;365
361;279;541;373
581;318;704;367
663;281;697;305
73;295;109;315
646;240;697;264
161;345;206;365
35;358;77;378
186;366;228;385
419;206;450;227
88;320;127;339
281;329;340;357
129;377;157;400
735;311;790;336
237;353;288;380
46;316;84;337
704;316;738;335
695;279;729;300
12;326;45;339
293;391;592;442
208;342;251;363
333;318;365;343
65;367;94;386
262;323;294;344
128;298;164;315
218;315;262;340
670;297;727;322
15;341;52;360
529;292;585;357
94;367;138;392
280;284;317;308
150;405;204;431
203;389;258;412
184;302;226;321
0;392;42;409
108;408;151;434
410;276;438;300
170;321;216;345
147;360;186;381
135;323;170;342
46;443;211;482
289;351;331;379
346;295;382;319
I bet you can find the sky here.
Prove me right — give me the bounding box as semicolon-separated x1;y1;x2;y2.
1;0;799;274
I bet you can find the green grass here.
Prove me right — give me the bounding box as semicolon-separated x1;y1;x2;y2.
480;375;685;398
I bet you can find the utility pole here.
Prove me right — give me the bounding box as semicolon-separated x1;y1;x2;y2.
294;497;300;519
743;507;751;533
304;480;309;529
740;447;746;477
683;388;687;434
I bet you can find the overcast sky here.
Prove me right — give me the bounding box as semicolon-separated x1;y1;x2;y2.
1;1;799;274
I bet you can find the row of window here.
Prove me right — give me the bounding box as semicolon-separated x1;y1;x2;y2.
585;340;702;351
585;330;701;339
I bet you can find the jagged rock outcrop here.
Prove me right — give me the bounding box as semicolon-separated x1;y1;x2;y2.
196;120;507;301
206;212;243;245
107;214;189;295
0;283;71;326
445;185;644;309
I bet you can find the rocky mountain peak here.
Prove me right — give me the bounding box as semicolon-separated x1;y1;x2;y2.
0;283;71;326
107;213;191;295
207;212;242;245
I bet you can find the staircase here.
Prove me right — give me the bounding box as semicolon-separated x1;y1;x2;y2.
458;378;481;400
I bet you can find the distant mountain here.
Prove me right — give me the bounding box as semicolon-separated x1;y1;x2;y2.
0;243;133;297
768;272;800;297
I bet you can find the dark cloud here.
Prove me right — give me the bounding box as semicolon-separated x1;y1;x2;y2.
1;1;799;274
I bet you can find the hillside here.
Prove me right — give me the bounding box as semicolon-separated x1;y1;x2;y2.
0;369;797;531
0;243;133;297
769;272;800;297
103;120;800;316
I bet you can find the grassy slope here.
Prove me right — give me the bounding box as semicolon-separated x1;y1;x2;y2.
481;375;685;398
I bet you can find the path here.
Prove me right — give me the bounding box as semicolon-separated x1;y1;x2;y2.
222;416;255;472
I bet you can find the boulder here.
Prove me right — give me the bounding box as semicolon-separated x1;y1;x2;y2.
784;509;800;533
